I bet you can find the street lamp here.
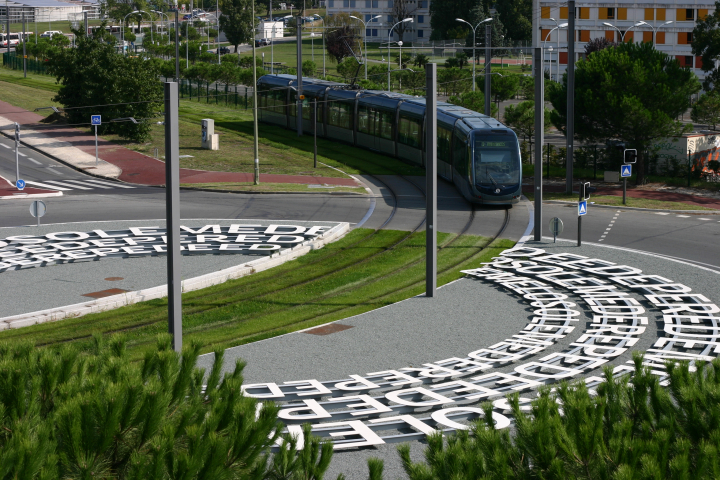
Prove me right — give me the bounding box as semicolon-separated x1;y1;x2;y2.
387;17;413;91
542;21;567;82
350;14;382;80
603;21;645;43
123;10;151;54
635;20;673;44
455;16;492;92
122;10;140;54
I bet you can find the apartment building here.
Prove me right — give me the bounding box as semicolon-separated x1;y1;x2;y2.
539;2;712;79
325;0;431;43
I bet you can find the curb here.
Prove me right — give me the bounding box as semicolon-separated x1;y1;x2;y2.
0;172;63;200
542;200;720;214
0;222;350;330
178;185;366;196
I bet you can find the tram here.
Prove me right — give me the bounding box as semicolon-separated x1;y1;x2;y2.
256;74;522;205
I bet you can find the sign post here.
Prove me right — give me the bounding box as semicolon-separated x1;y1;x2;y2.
91;115;101;166
425;62;437;297
549;217;563;243
621;149;635;205
14;123;20;184
578;181;589;246
29;200;46;227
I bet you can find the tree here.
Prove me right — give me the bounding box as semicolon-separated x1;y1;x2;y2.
478;73;521;118
325;13;361;63
363;355;720;479
548;41;700;184
495;0;532;43
336;56;362;81
444;52;468;68
461;7;507;61
448;91;498;117
391;0;416;42
504;100;550;163
691;92;720;130
692;0;720;90
584;36;617;56
47;27;162;143
429;0;479;40
220;0;257;53
302;59;317;76
413;53;430;68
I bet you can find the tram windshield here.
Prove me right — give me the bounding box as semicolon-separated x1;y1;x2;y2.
472;134;520;186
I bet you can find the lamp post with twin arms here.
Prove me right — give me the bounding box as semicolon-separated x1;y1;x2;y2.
455;16;492;92
122;10;147;54
350;14;382;80
636;20;673;43
542;20;567;82
387;17;413;91
603;21;645;43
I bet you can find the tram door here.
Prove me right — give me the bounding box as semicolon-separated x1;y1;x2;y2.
437;127;452;180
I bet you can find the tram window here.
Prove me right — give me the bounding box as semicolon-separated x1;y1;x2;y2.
288;91;297;117
437;127;451;162
328;101;352;129
302;99;312;119
398;116;421;147
379;111;393;140
358;105;371;134
452;133;467;175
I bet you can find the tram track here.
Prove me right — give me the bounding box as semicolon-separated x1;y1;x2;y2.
29;176;509;353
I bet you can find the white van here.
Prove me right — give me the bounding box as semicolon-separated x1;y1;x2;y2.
40;30;63;38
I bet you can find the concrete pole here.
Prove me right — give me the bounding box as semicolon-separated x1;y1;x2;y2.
532;0;540;47
6;0;10;57
471;27;476;92
83;11;87;36
566;0;575;194
484;24;491;116
14;123;19;184
253;3;260;184
533;47;544;242
164;82;182;353
22;12;25;78
296;15;302;136
425;62;437;297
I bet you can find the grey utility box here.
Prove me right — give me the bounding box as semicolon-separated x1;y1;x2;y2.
604;171;620;182
201;119;219;150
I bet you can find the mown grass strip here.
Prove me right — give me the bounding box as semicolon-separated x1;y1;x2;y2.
0;230;514;361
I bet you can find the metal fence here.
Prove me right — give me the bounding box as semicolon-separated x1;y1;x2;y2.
2;52;49;75
171;77;254;110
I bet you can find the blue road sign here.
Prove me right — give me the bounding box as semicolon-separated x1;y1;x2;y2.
16;179;25;190
91;115;102;126
578;200;588;216
621;164;632;178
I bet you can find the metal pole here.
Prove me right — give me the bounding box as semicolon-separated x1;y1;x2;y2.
164;82;182;353
313;98;317;168
364;23;367;79
484;24;491;116
14;123;19;184
175;11;180;81
566;0;575;194
688;151;691;187
22;12;26;78
83;11;87;36
296;14;302;136
623;177;626;204
425;62;437;297
533;47;544;242
6;0;10;57
387;35;391;90
577;180;582;246
217;0;220;64
471;27;476;92
185;20;188;68
253;3;260;184
95;124;98;166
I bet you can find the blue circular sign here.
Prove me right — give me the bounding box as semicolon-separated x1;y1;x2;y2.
16;179;25;190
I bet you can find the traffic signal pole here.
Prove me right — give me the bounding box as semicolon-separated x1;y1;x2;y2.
533;47;544;242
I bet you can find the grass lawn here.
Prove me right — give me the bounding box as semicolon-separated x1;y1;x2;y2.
0;67;424;178
0;229;514;360
181;182;367;193
525;191;716;211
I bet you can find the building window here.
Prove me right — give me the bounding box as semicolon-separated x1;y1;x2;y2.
578;30;590;42
699;9;709;20
623;31;634;42
328;0;334;7
388;0;393;7
685;55;694;66
657;9;666;21
365;0;370;7
643;31;653;43
541;28;551;41
418;0;426;8
418;14;423;23
343;0;349;7
387;15;392;22
350;0;355;7
366;28;371;36
656;32;665;44
607;8;615;19
678;32;693;44
644;8;654;20
599;8;614;20
604;30;615;42
541;6;550;18
617;8;627;20
372;0;378;7
559;7;568;19
578;7;589;19
372;28;377;36
418;29;424;37
677;8;695;21
365;13;371;20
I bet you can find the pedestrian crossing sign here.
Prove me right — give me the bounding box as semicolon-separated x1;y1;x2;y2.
621;164;632;177
578;200;588;216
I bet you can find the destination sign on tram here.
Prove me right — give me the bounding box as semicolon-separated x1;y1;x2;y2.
481;141;508;147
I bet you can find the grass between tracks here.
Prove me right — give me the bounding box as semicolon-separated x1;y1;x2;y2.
0;67;425;180
0;229;514;361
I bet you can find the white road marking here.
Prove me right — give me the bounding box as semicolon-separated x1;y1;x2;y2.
699;218;711;221
677;215;690;218
26;157;42;165
39;180;93;190
599;211;621;241
25;180;71;191
0;144;10;149
45;168;64;176
17;152;26;157
655;212;670;215
81;178;136;189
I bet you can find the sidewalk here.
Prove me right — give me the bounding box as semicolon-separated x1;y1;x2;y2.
522;184;720;210
0;100;360;188
0;174;61;200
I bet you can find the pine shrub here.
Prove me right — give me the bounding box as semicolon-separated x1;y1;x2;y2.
367;353;720;480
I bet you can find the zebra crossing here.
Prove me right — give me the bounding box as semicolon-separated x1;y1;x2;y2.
26;178;137;192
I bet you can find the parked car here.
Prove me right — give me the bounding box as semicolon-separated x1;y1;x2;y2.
40;30;62;38
218;46;231;54
254;38;269;46
183;14;192;20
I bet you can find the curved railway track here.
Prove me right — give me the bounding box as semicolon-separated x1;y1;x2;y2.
30;176;510;350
